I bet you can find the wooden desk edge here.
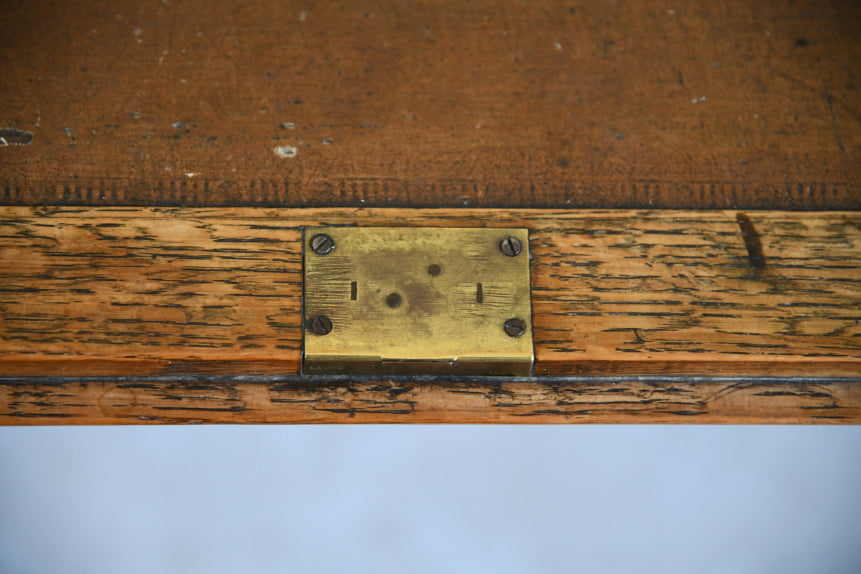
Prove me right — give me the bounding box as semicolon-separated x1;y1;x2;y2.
1;207;858;424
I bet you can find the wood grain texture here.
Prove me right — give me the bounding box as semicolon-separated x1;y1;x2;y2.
1;0;859;210
2;377;859;425
0;207;858;378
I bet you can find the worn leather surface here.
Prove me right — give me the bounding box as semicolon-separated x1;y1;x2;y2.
1;0;858;209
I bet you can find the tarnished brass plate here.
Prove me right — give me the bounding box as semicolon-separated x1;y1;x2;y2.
303;227;533;375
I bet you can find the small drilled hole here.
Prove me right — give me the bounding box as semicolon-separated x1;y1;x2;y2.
386;292;402;308
428;264;442;276
350;281;357;301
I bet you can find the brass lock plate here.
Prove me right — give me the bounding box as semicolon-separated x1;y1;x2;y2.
303;227;533;375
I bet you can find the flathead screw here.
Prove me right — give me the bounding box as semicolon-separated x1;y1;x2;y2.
504;318;526;338
386;292;402;308
500;237;522;257
310;234;335;255
310;315;333;335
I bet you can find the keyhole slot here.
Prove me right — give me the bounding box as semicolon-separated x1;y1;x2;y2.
476;283;484;304
350;281;358;301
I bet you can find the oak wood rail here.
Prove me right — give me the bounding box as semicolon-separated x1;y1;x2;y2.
1;207;859;424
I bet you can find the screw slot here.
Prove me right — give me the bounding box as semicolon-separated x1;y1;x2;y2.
500;237;522;257
504;318;526;338
428;264;442;276
386;292;402;308
310;315;333;335
310;233;335;255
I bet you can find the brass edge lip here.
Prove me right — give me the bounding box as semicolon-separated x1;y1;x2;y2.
300;226;308;374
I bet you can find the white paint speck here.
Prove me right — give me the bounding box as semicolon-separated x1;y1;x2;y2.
322;138;332;144
691;96;707;104
185;172;199;178
280;122;295;129
668;9;675;15
554;42;563;51
133;27;142;44
300;11;307;21
272;145;298;158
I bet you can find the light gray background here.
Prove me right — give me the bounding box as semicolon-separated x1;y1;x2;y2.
1;425;859;573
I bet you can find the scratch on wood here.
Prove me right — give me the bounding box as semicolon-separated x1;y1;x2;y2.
735;212;766;269
824;90;848;158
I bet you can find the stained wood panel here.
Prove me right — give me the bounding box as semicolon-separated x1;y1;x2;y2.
1;0;859;210
0;207;858;378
